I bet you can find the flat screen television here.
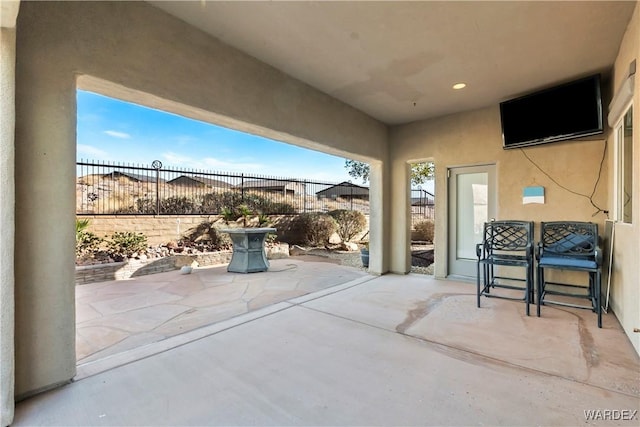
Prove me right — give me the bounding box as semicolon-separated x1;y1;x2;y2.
500;74;604;149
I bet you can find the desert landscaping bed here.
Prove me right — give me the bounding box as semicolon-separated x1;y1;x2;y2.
76;243;433;285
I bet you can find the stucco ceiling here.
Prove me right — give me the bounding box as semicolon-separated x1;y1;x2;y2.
148;1;636;125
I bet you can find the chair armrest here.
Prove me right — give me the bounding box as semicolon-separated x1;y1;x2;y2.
595;245;603;266
536;242;543;260
476;243;482;259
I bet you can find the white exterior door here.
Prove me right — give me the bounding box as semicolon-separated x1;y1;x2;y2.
448;165;496;278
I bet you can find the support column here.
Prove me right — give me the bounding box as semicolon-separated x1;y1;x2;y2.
0;23;17;427
14;4;77;398
368;160;391;275
388;159;412;274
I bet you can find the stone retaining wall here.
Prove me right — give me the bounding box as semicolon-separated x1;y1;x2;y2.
77;214;370;246
76;244;290;285
78;215;225;246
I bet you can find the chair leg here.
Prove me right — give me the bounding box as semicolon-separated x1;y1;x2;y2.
536;266;543;317
596;271;602;328
477;262;481;308
524;265;530;316
530;263;536;304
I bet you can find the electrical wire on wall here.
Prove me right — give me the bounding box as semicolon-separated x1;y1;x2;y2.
519;139;608;218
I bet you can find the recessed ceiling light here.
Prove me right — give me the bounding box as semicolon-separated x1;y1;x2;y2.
452;83;466;90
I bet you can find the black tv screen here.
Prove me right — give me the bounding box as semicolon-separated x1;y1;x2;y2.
500;74;603;149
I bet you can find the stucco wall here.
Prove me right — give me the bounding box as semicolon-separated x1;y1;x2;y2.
390;5;640;352
15;1;387;399
608;3;639;353
390;107;609;276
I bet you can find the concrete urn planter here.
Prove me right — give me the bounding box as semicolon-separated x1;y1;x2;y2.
360;248;369;268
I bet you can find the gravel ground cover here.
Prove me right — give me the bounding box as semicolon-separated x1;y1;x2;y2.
304;244;434;275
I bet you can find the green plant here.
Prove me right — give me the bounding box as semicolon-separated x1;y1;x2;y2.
108;231;148;258
258;213;271;227
414;219;435;242
221;206;237;223
75;219;103;257
328;209;367;241
345;160;434;185
237;204;253;227
288;213;338;246
76;218;90;236
265;233;278;245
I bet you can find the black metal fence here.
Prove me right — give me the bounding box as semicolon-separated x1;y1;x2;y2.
411;188;435;226
76;160;372;215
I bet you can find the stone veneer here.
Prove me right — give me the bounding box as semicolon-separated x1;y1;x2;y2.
75;244;290;285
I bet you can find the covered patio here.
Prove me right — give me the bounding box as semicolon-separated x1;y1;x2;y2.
14;273;639;425
75;256;368;365
2;1;640;425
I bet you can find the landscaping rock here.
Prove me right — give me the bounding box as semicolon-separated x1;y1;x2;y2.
340;242;359;251
267;243;290;259
328;232;342;244
290;245;308;256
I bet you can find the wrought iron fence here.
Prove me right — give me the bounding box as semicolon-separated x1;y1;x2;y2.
411;188;435;226
76;159;373;215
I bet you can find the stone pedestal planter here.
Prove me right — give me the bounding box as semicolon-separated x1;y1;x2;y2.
220;228;277;273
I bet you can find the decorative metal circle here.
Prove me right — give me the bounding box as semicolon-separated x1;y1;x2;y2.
151;160;162;170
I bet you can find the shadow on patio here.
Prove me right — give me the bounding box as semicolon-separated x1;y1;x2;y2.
16;273;639;426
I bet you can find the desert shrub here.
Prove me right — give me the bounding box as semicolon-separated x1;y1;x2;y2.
288;213;337;246
75;219;103;257
183;221;232;250
200;191;244;214
161;196;196;214
243;193;297;214
111;205;137;214
328;209;367;241
414;219;435;242
200;191;297;215
132;196;196;214
108;231;148;258
263;201;297;214
135;198;156;214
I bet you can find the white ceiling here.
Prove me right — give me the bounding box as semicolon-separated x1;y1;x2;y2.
149;1;636;125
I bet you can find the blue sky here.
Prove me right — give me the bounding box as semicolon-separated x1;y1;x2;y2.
76;90;358;183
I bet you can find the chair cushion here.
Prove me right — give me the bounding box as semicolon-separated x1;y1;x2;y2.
539;256;597;269
547;233;592;254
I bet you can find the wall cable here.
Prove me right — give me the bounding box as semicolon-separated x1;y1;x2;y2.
519;139;608;218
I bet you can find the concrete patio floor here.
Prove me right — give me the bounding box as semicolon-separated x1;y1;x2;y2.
15;273;640;426
75;256;367;365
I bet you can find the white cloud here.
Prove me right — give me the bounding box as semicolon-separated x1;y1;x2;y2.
77;113;103;123
162;152;196;166
173;135;197;146
162;151;264;173
202;157;264;172
77;144;109;159
104;130;131;139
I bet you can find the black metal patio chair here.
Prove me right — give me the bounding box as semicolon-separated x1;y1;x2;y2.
536;221;602;327
477;220;535;315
